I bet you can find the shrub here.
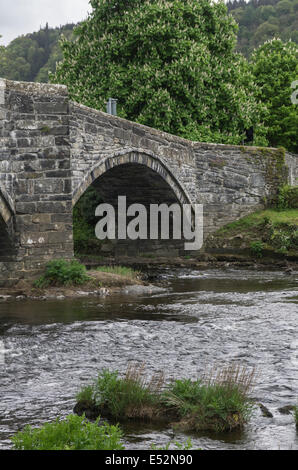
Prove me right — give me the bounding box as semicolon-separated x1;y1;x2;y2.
250;240;264;257
73;186;103;255
295;405;298;428
11;414;124;450
276;185;298;210
34;259;90;288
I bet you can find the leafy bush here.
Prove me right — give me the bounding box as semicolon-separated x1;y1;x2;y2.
34;259;90;288
277;185;298;210
73;186;103;255
250;240;264;257
11;414;124;450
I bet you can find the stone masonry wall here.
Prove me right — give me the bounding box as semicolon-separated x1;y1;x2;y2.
0;79;73;285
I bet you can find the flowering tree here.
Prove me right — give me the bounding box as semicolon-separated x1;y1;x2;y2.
251;39;298;152
53;0;267;145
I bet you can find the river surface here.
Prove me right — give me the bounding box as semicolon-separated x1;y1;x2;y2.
0;268;297;450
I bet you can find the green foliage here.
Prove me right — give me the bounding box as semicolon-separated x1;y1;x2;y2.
227;0;298;56
34;259;90;288
73;186;103;255
250;240;264;257
0;24;75;83
96;266;139;279
11;414;124;450
76;385;94;404
295;405;298;427
162;377;254;432
76;365;254;432
251;39;298;152
276;185;298;210
91;369;159;419
52;0;266;145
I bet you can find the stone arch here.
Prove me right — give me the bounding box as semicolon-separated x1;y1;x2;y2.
72;149;194;258
72;149;193;207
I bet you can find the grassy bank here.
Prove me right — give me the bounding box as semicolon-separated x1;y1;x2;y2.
75;363;255;433
205;208;298;259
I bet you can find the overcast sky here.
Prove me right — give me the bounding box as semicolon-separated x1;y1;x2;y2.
0;0;91;45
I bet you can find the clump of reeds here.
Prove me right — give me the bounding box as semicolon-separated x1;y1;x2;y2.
75;363;256;432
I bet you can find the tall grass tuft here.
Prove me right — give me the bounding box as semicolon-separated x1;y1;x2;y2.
162;365;256;432
91;363;164;421
75;363;256;432
96;266;139;279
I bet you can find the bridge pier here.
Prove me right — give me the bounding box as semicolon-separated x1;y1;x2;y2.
0;79;73;285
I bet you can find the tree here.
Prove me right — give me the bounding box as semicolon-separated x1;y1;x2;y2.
251;38;298;152
53;0;267;145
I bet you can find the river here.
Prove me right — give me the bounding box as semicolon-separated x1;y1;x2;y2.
0;268;297;450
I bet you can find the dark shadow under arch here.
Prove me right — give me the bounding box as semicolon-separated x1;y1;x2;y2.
72;154;192;258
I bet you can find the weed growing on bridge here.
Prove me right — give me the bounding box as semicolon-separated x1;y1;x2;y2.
11;414;124;450
34;259;90;288
75;363;255;433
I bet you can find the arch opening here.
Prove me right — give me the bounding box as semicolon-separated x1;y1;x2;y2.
73;162;190;259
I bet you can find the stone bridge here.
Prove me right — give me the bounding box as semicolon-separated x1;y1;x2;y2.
0;79;297;285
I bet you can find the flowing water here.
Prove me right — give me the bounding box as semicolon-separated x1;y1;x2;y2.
0;268;297;450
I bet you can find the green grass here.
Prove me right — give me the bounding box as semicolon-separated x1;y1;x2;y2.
163;377;254;432
214;208;298;255
11;414;124;450
218;209;298;234
86;368;160;420
75;364;255;432
96;266;139;279
34;259;90;288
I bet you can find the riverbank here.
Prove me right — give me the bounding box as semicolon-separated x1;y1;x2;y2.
0;268;160;302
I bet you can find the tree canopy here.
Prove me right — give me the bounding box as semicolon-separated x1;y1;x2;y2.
52;0;267;145
251;38;298;152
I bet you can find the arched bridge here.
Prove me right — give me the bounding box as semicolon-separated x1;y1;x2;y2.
0;79;297;285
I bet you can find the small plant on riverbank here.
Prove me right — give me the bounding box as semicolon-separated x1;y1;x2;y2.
75;363;255;432
34;259;90;288
250;240;264;258
96;266;139;280
276;185;298;211
11;414;124;450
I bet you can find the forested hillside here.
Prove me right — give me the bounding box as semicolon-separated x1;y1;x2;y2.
0;23;74;83
227;0;298;55
0;1;297;82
